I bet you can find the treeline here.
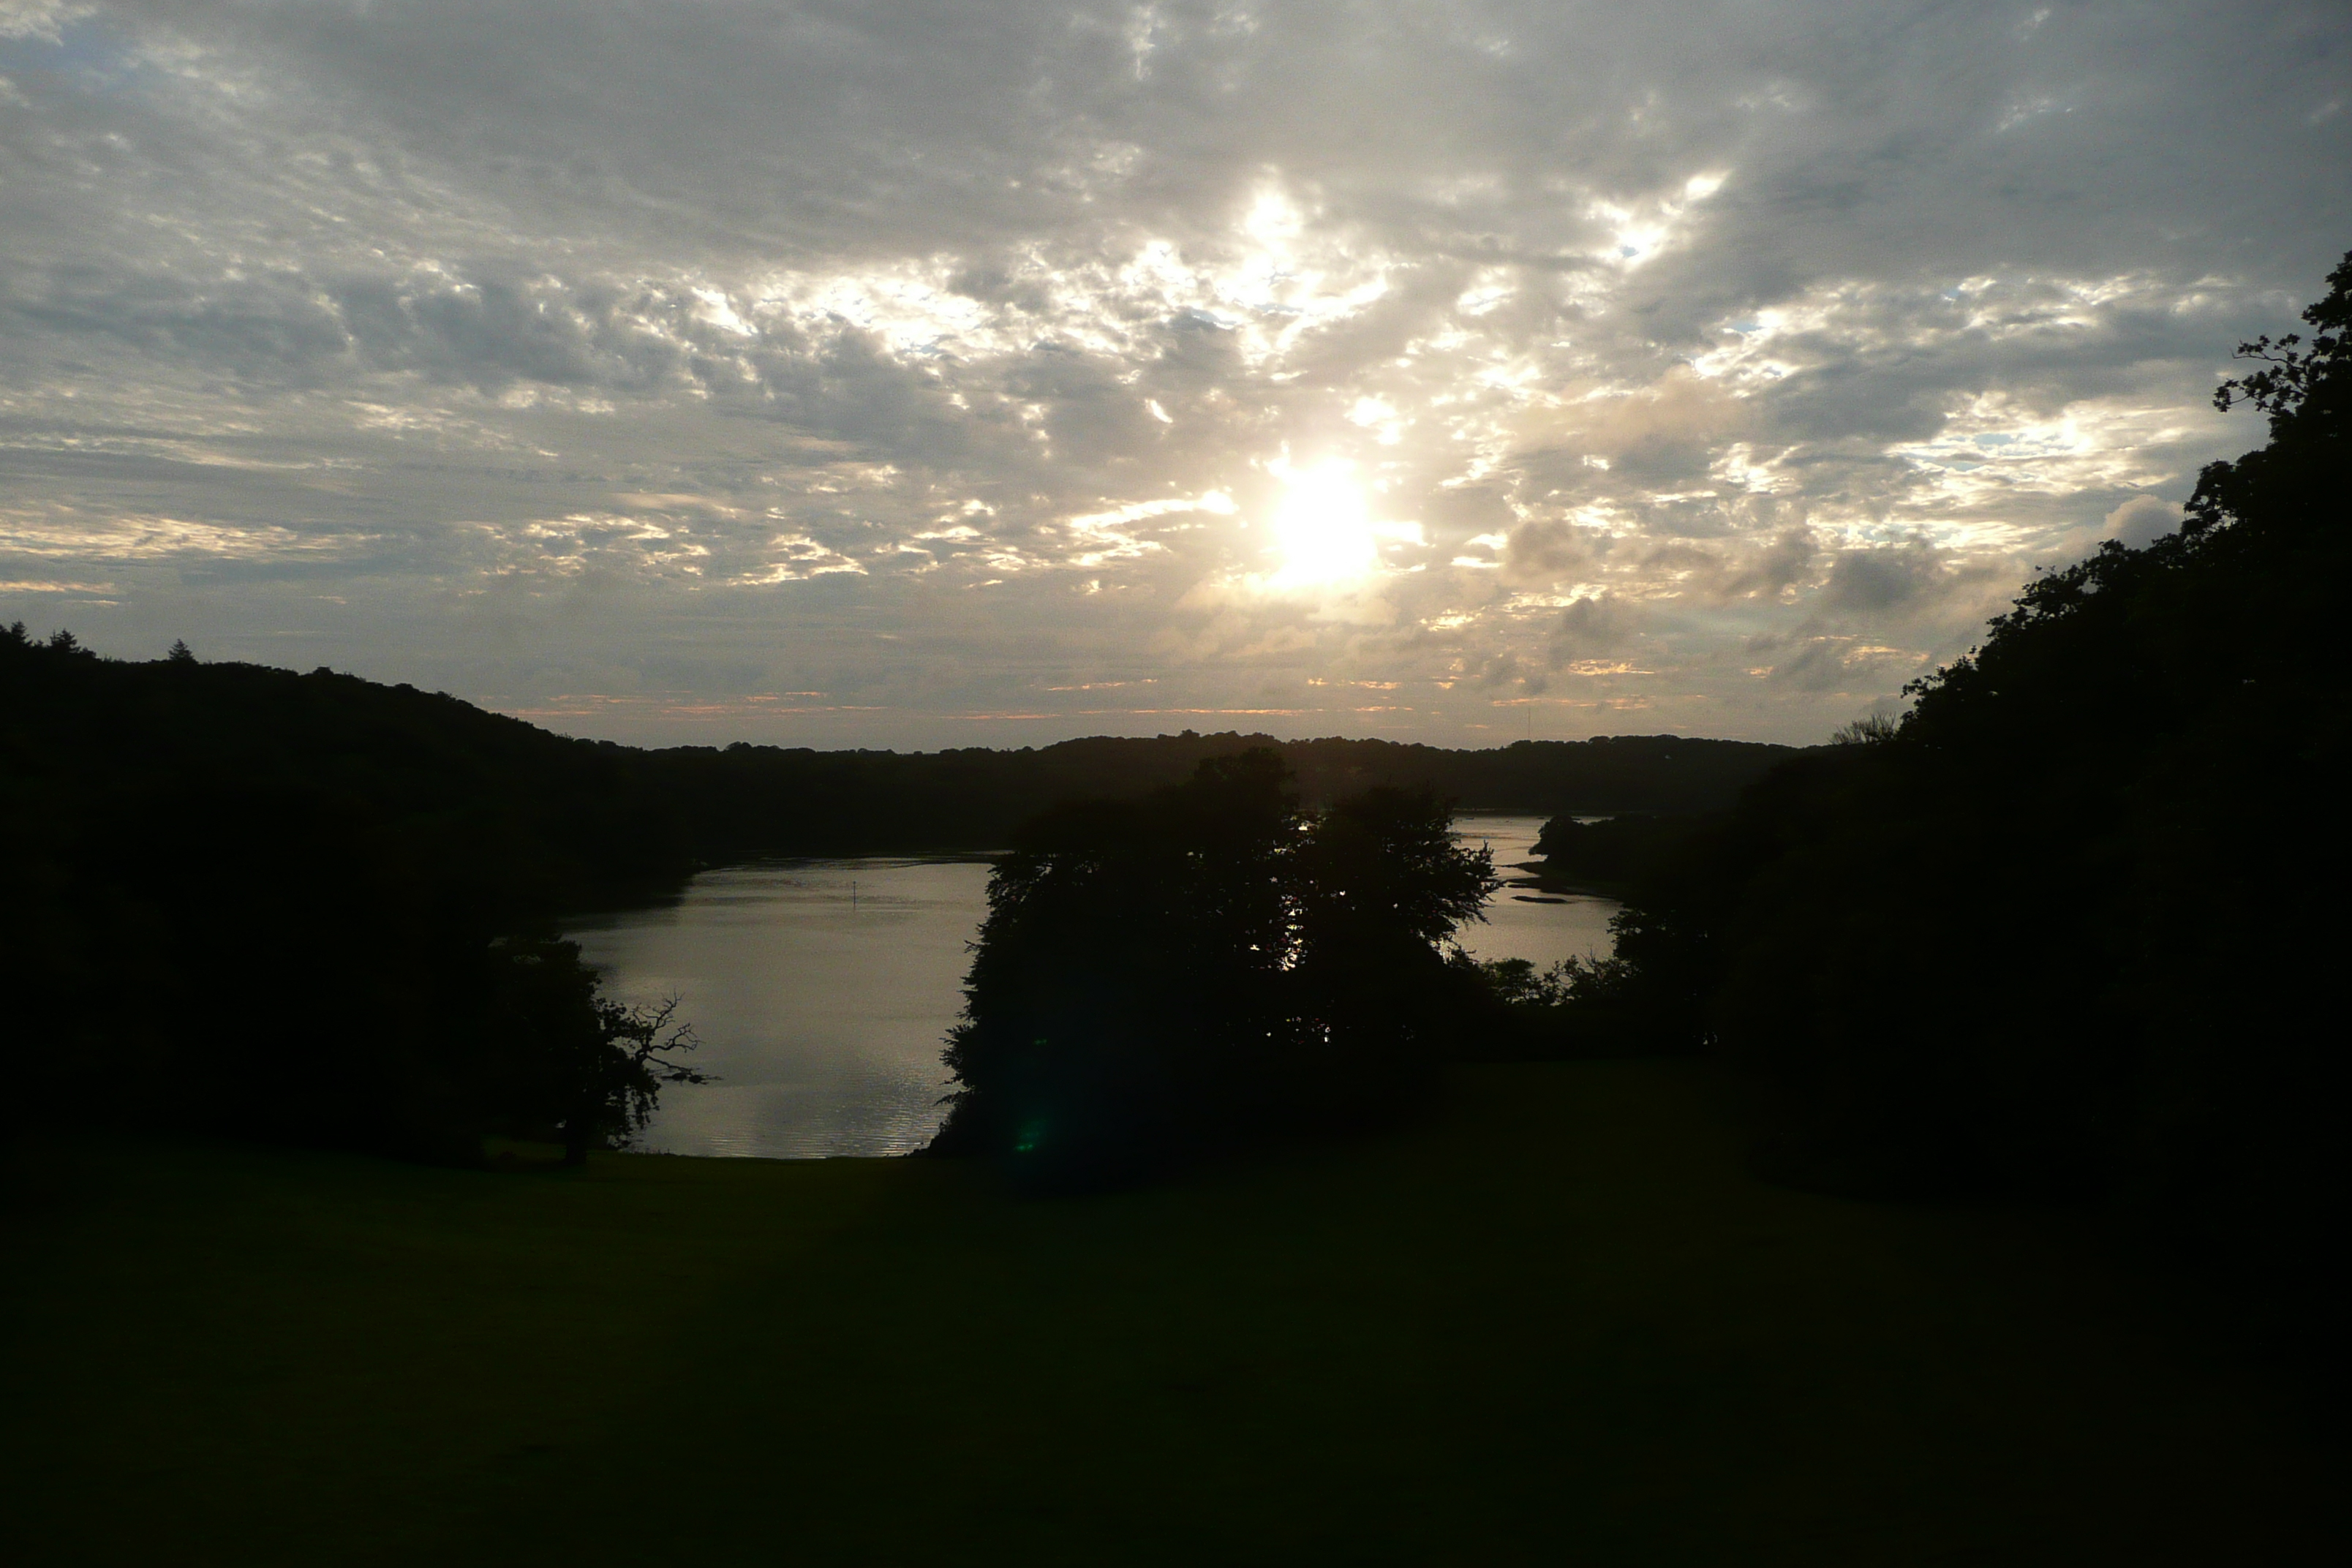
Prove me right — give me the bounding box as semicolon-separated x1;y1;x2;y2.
3;644;1790;900
0;633;1784;1158
1524;252;2352;1388
625;730;1790;859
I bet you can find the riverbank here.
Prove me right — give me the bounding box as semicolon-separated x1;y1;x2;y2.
4;1062;2335;1565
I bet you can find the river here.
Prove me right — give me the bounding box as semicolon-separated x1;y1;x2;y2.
565;812;1616;1159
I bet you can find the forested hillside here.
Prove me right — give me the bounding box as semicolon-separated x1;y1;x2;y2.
4;641;1789;897
1549;252;2352;1393
0;633;1788;1154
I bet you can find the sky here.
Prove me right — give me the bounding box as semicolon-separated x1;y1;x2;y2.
3;1;2347;749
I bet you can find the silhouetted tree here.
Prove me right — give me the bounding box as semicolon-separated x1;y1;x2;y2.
1554;250;2352;1395
1529;813;1703;892
481;938;706;1164
932;752;1494;1185
1290;785;1496;1101
1828;712;1899;746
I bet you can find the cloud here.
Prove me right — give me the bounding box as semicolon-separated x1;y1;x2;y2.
2101;494;2179;549
1548;594;1642;663
1716;527;1817;600
1563;368;1745;486
1;1;2345;745
1500;519;1601;586
1765;636;1933;693
1819;546;1948;616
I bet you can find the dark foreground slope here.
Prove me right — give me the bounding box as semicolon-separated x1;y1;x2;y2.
4;1062;2335;1568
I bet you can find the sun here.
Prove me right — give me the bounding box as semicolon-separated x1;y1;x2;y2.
1268;456;1380;587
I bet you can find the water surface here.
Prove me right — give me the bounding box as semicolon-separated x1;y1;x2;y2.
1452;812;1620;974
570;813;1615;1159
568;857;992;1160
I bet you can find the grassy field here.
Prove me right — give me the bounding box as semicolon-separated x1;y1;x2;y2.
3;1061;2337;1566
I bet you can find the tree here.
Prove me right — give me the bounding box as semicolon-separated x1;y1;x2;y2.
2208;249;2350;436
568;991;706;1165
1553;251;2352;1391
1828;712;1899;746
483;938;707;1164
1290;785;1497;1093
933;750;1300;1182
932;752;1495;1183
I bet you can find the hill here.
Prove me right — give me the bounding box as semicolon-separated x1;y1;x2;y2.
0;631;1792;1153
4;633;1791;892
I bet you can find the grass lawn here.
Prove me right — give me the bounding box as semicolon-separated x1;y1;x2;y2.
4;1061;2337;1566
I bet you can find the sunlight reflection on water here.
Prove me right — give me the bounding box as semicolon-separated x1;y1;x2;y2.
567;815;1613;1160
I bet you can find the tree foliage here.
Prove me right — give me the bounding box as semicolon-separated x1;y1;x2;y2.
483;939;706;1164
932;752;1494;1186
1548;251;2352;1390
0;631;708;1161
